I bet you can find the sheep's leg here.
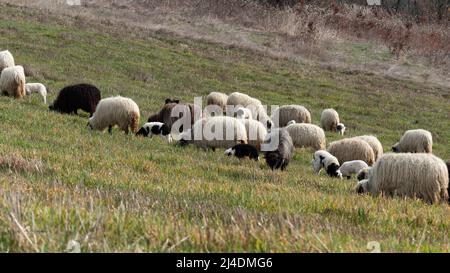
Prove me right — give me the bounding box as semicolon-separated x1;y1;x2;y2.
347;176;351;180
124;127;129;135
108;125;112;134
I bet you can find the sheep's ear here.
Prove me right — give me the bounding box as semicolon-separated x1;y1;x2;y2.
165;98;171;104
174;100;180;104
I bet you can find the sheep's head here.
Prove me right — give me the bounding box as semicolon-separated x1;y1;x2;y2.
86;119;93;130
165;98;179;104
356;179;369;194
136;126;150;137
326;163;340;178
224;147;234;156
392;143;400;152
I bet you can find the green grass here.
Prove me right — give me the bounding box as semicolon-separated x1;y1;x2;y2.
0;6;449;252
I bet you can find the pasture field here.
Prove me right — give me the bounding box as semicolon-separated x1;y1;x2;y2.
0;4;449;252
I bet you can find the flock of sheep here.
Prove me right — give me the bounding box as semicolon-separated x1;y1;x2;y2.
1;49;449;205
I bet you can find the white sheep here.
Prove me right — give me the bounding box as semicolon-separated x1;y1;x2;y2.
227;92;273;129
0;65;25;99
337;160;369;180
356;153;448;204
0;50;15;71
236;107;253;120
321;108;341;132
271;105;311;128
392;129;432;153
241;119;267;150
179;116;247;150
311;150;340;177
354;135;383;161
25;83;47;104
285;123;326;151
206;91;228;110
328;138;375;166
88;96;140;134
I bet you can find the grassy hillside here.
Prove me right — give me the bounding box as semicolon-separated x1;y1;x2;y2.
0;5;449;252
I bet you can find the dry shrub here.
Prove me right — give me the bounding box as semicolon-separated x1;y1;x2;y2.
0;154;45;174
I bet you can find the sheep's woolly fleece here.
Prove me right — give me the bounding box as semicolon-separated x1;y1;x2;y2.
328;138;375;166
89;96;140;134
285;123;325;151
272;105;311;128
357;153;448;204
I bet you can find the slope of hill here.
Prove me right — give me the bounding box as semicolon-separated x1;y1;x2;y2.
0;4;449;252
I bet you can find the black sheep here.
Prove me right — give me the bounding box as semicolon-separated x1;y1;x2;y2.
49;83;101;116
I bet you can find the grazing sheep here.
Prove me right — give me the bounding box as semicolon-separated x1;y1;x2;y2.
392;129;432;153
312;150;340;177
272;105;311;128
354;135;383;161
224;144;259;161
0;50;14;71
337;160;369;180
328;138;375;166
356;153;448;204
227;92;273;129
0;65;25;99
263;128;294;171
206;91;228;110
285;123;326;151
136;122;172;143
236;107;253;120
337;123;346;135
356;167;372;181
25;83;47;104
241;119;268;151
179;116;247;151
88;96;140;134
148;102;202;133
447;161;450;203
321;108;341;132
49;84;101;116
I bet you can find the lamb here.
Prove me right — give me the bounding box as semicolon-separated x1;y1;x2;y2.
147;102;202;134
206;91;228;110
179;116;247;151
49;84;101;116
356;167;372;181
0;50;15;71
241;119;268;150
136;122;172;143
336;123;346;135
263;128;294;171
356;153;449;204
271;105;311;128
354;135;383;161
227;92;273;129
285;122;326;151
0;65;25;99
236;107;253;120
224;144;259;161
392;129;432;154
337;160;369;180
25;83;47;104
88;96;140;134
328;138;375;166
321;108;343;133
312;150;340;177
